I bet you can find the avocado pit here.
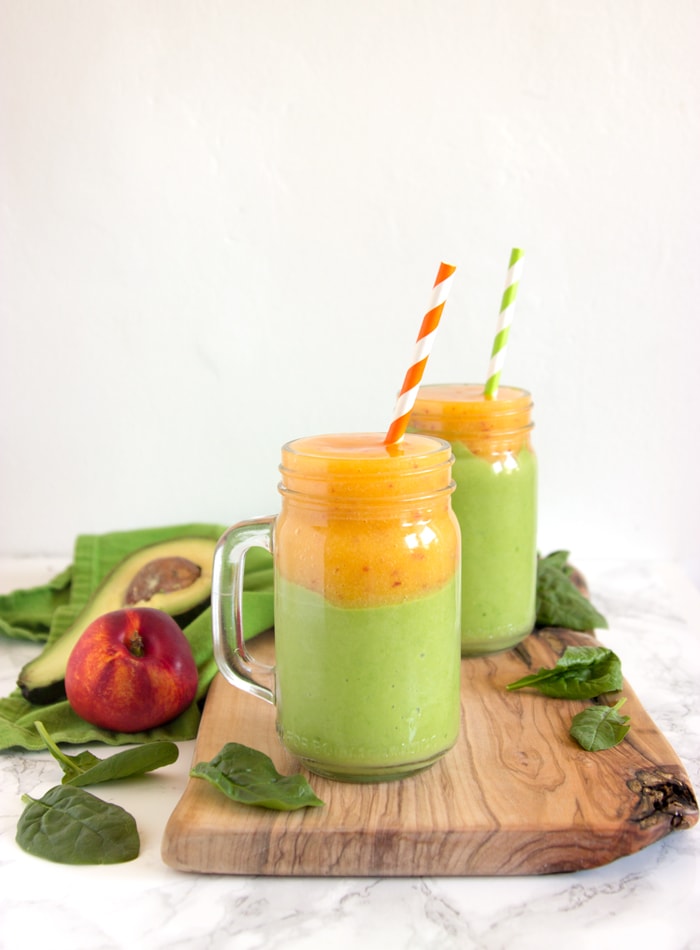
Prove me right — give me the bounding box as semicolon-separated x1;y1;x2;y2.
124;557;202;606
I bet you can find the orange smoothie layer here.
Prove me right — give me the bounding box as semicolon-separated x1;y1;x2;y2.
276;432;459;608
409;384;533;457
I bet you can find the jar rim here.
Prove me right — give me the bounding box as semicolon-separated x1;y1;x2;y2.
278;432;455;504
281;431;453;463
412;382;532;405
409;384;534;449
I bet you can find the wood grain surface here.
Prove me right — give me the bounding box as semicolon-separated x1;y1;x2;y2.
161;626;698;876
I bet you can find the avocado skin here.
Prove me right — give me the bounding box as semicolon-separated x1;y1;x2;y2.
17;536;216;706
20;679;69;706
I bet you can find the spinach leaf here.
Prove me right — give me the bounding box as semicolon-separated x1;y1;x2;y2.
506;645;622;699
191;742;324;811
34;720;178;786
16;785;140;864
536;551;608;631
570;698;631;751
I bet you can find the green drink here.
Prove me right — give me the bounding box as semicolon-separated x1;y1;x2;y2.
410;384;538;656
275;576;460;779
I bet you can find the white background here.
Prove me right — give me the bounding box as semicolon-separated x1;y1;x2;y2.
1;1;698;584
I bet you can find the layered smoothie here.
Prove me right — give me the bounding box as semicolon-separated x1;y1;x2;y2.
410;385;537;656
273;432;461;781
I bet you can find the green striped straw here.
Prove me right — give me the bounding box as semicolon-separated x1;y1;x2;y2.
484;247;525;398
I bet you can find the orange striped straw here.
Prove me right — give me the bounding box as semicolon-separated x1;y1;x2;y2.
384;261;457;444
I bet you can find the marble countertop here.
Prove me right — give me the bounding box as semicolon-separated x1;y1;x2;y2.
0;557;698;950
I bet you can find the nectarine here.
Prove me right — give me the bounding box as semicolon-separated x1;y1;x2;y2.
65;607;198;732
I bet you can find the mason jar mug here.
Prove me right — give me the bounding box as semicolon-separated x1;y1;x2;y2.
211;431;462;782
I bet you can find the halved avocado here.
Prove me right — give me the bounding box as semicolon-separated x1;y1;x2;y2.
17;536;216;705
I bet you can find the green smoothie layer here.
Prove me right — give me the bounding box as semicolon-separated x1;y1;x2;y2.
274;575;460;778
451;443;537;654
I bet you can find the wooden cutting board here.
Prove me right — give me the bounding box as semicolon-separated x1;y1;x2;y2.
162;625;698;876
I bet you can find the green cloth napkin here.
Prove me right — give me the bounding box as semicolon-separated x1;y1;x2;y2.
0;523;274;751
0;564;73;642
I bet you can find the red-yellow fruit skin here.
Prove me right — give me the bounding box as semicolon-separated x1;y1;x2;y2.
64;607;198;733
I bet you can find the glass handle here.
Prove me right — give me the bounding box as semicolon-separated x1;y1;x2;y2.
211;518;275;705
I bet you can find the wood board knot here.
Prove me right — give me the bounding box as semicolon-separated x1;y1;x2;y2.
627;767;699;831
